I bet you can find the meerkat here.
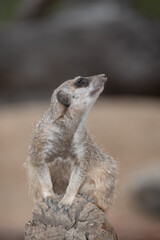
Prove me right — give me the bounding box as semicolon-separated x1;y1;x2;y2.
26;74;117;213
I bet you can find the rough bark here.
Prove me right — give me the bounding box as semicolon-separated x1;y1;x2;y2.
24;195;118;240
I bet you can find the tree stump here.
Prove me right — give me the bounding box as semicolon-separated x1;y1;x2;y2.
24;196;118;240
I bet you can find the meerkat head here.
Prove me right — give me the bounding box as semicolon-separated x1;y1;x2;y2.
52;74;107;117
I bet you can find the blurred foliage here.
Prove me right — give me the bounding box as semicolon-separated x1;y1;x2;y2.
43;0;68;17
0;0;21;21
133;0;160;19
0;0;159;22
0;0;66;22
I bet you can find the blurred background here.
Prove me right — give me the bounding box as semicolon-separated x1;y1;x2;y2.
0;0;160;239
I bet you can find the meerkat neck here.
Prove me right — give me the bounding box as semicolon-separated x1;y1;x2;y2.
49;98;88;137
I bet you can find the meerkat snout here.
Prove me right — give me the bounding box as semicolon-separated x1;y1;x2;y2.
89;74;107;96
101;73;107;79
54;75;107;111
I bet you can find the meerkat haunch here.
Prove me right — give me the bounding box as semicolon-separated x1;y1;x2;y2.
26;74;117;213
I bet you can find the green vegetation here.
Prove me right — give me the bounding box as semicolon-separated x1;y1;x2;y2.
0;0;21;21
42;0;68;18
0;0;159;22
133;0;160;19
0;0;67;22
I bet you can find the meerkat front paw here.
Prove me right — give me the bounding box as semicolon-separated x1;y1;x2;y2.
43;194;58;209
58;202;71;213
79;192;95;203
58;194;74;213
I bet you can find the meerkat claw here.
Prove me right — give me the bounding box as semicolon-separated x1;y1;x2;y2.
62;204;71;213
57;202;71;214
54;204;60;213
87;196;95;203
62;208;68;214
44;197;61;213
44;196;54;208
80;193;95;203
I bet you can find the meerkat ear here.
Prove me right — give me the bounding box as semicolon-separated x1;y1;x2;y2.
56;90;71;107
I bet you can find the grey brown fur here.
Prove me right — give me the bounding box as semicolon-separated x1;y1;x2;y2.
26;74;117;212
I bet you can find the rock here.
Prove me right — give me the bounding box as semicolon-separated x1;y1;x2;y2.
24;195;118;240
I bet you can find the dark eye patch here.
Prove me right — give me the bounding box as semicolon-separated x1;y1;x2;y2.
75;77;89;88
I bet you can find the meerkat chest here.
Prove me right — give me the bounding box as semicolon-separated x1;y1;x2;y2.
48;157;74;193
44;124;77;161
44;120;86;162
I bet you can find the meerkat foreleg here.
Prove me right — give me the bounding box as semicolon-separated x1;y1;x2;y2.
35;162;56;207
58;166;85;211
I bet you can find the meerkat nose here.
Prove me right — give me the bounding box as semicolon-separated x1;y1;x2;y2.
99;74;107;82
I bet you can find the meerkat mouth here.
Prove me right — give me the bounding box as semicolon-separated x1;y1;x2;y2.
90;84;104;96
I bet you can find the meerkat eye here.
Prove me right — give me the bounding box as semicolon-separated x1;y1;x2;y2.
75;77;89;88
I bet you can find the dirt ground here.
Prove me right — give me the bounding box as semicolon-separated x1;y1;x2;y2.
0;97;160;240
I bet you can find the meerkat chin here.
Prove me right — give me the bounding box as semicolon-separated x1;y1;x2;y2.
25;74;117;213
